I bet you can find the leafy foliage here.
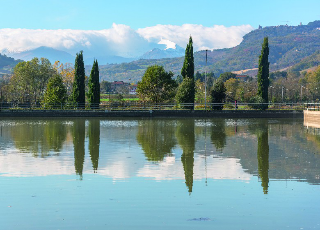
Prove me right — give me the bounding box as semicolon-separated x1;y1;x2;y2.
176;78;195;108
211;80;226;110
43;74;67;107
136;65;177;103
8;57;55;103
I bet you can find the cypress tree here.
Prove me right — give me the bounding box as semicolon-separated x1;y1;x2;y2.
257;37;270;110
88;59;100;109
72;51;85;108
181;36;194;79
176;36;195;109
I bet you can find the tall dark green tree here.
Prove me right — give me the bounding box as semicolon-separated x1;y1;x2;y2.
176;36;195;109
87;59;100;109
257;37;270;110
72;51;85;108
181;36;194;79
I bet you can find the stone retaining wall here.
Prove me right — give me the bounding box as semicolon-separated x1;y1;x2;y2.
0;109;304;118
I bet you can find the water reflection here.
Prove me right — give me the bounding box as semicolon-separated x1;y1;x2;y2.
2;118;320;193
9;120;67;156
210;119;227;152
89;119;100;172
137;119;176;161
73;119;85;178
256;121;270;194
176;119;195;194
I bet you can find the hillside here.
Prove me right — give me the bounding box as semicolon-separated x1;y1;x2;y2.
99;20;320;82
0;53;21;76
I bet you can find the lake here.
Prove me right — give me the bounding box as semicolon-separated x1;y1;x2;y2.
0;117;320;230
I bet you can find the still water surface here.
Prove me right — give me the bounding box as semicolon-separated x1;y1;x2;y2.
0;118;320;229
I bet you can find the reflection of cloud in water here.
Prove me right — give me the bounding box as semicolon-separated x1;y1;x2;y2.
0;149;251;181
137;155;252;181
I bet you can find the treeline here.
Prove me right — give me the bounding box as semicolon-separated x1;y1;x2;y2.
136;36;270;110
0;51;100;108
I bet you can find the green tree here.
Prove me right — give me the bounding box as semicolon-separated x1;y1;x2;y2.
175;78;195;109
211;80;226;110
8;58;55;103
136;65;177;103
72;51;85;108
219;72;236;82
257;37;270;109
87;59;100;109
43;74;67;108
176;36;195;108
181;36;194;80
100;80;111;93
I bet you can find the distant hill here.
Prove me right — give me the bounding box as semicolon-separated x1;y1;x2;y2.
288;50;320;72
0;53;21;76
8;46;75;64
98;20;320;82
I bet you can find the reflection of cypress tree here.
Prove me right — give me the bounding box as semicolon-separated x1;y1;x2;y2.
176;119;195;194
88;119;100;172
211;119;227;152
73;119;85;178
44;120;67;152
257;122;269;194
137;119;176;161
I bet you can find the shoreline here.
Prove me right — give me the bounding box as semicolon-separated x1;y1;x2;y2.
0;110;304;118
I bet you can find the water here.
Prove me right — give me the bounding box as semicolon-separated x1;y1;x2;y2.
0;117;320;229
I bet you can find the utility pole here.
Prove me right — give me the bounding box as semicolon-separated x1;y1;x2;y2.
205;50;208;110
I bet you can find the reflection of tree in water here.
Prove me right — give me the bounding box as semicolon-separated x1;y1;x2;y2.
44;120;67;152
88;119;100;173
137;119;176;162
256;121;269;194
210;119;227;152
73;119;85;178
10;120;67;157
176;119;195;194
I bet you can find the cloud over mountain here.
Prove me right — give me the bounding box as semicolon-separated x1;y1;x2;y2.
0;23;253;58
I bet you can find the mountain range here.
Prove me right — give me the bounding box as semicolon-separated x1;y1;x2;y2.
1;20;320;81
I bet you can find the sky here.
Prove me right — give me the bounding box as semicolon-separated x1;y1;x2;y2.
0;0;319;57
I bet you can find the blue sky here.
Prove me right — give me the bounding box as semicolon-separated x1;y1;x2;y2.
0;0;319;58
1;0;319;30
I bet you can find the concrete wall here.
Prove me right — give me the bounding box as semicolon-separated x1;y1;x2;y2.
0;109;304;118
304;110;320;128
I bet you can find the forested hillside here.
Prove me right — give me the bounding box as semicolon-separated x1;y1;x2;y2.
99;20;320;82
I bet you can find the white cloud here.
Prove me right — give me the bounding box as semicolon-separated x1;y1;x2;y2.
137;24;254;50
0;23;253;58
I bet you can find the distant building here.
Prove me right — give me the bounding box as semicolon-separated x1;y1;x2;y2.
129;84;137;95
110;81;130;93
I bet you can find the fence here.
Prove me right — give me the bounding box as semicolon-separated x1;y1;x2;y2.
0;101;312;111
